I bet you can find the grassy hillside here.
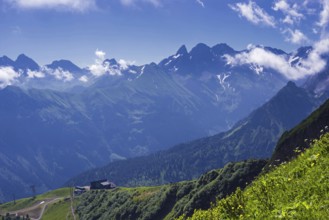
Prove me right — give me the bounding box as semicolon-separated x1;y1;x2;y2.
0;160;265;220
42;198;77;220
75;159;266;220
181;132;329;219
0;188;74;220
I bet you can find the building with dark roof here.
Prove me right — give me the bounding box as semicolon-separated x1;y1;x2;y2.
90;179;116;190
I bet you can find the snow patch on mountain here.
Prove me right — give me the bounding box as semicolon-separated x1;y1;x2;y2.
217;73;231;90
250;64;264;74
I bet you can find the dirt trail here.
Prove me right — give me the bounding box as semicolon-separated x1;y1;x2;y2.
70;194;76;220
7;197;60;220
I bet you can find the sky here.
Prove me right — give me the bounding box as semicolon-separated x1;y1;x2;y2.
0;0;328;67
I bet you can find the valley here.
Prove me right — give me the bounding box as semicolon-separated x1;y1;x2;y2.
0;43;293;202
2;97;329;219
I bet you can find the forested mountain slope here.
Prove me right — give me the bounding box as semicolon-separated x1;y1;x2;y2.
68;81;318;187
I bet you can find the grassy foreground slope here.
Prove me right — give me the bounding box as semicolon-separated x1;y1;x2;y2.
181;132;329;219
76;159;266;220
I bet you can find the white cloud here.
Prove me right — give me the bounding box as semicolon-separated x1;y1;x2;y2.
27;67;74;82
224;38;329;80
196;0;204;8
89;49;122;77
95;49;106;60
5;0;96;11
120;0;161;7
273;0;303;25
229;1;276;27
311;37;329;56
89;49;109;77
0;67;20;89
283;28;309;44
48;68;74;82
282;15;294;25
79;75;88;82
318;0;329;28
118;59;135;70
273;0;289;11
27;69;45;78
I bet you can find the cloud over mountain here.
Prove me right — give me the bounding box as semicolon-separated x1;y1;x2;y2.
0;66;20;88
89;49;110;77
225;38;329;80
88;49;123;77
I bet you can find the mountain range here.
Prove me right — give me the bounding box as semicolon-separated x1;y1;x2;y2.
0;43;328;202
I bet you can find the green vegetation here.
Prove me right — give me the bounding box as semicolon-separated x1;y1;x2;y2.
0;197;36;213
180;132;329;219
0;188;72;220
76;159;266;220
38;188;71;200
0;188;70;213
42;198;76;220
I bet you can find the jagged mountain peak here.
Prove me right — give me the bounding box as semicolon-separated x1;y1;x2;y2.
15;53;39;71
286;81;297;88
104;58;118;66
296;46;313;55
293;46;313;61
143;62;159;71
273;80;303;99
0;55;15;66
189;43;213;63
263;46;287;55
16;53;31;60
176;45;188;56
47;59;82;72
190;43;211;54
212;43;235;55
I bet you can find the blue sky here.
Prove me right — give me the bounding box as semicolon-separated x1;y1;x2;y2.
0;0;328;67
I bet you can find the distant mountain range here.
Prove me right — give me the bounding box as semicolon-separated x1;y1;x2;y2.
0;43;328;202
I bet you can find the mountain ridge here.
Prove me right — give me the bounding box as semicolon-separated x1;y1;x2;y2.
0;42;327;202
